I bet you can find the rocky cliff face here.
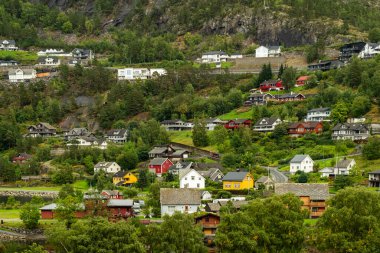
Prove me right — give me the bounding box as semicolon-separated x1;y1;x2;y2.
29;0;343;46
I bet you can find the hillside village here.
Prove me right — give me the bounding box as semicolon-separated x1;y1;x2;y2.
0;1;380;252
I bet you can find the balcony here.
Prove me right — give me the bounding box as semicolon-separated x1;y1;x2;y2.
310;211;324;217
310;202;326;207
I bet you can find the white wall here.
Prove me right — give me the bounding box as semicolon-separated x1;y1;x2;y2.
290;156;314;174
256;46;269;58
180;170;205;189
161;204;199;216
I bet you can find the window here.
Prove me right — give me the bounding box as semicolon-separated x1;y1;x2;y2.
234;184;240;188
168;206;175;212
205;217;209;222
311;207;319;212
191;176;195;180
199;177;201;180
185;177;187;180
197;183;200;188
225;184;231;188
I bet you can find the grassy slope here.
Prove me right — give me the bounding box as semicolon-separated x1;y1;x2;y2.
0;50;38;64
0;209;20;219
169;131;218;152
0;180;89;192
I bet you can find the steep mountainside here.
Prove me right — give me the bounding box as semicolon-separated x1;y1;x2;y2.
29;0;380;46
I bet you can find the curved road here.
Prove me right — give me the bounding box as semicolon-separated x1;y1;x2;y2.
260;166;288;183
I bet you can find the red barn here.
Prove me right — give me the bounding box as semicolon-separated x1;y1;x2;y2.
224;119;252;130
107;199;134;219
12;153;32;163
101;190;123;199
296;76;310;86
149;158;173;176
40;203;86;219
288;122;323;137
260;80;284;92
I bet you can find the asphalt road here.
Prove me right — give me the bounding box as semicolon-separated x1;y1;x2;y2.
260;166;288;183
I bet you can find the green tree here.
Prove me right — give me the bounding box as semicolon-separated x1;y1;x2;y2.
363;138;380;160
20;203;40;229
297;171;308;183
368;27;380;42
351;95;371;117
136;169;150;190
282;67;297;90
272;123;288;139
20;243;48;253
333;175;354;190
315;188;380;253
192;120;209;147
331;100;349;123
215;194;305;252
62;20;73;33
55;195;82;229
347;58;362;87
117;149;139;170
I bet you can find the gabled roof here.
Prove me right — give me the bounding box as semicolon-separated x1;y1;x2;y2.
254;117;280;127
288;122;321;129
369;170;380;175
113;171;127;178
256;176;274;184
149;147;167;154
203;51;227;55
275;183;329;200
38;122;56;130
332;123;369;131
229;119;251;124
195;213;220;221
8;68;36;75
95;162;117;169
160;188;201;205
268;46;280;51
290;155;312;163
179;168;203;180
107;199;133;207
260;79;278;85
337;158;354;169
249;93;274;98
38;56;59;63
149;158;169;166
161;120;183;124
276;93;305;99
319;167;334;173
40;202;85;210
222;171;249;182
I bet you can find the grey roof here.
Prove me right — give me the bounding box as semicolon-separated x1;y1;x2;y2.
149;147;167;154
8;68;35;75
308;107;330;113
197;168;224;181
206;202;221;212
179;168;192;180
172;149;189;156
268;46;280;50
160;188;201;205
161;120;183;124
169;162;192;172
106;129;127;137
107;199;133;207
332;123;369;131
66;128;88;136
95;162;117;169
369;170;380;175
39;203;57;210
101;190;122;196
113;171;127;178
254;117;280;127
276;93;305;99
149;158;168;166
337;158;354;169
222;171;249;182
290;155;311;163
1;40;15;45
275;183;329;200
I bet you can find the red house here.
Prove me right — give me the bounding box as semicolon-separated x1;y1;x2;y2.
296;76;310;86
224;119;252;130
107;199;134;221
259;79;284;92
40;203;86;219
148;158;174;176
288;122;323;137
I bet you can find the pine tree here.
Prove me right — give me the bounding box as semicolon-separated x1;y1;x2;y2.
278;64;284;78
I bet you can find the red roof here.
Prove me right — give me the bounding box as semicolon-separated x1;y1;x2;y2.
297;76;310;81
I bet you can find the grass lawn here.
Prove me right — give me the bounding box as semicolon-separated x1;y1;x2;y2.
0;209;20;219
219;108;252;120
0;50;37;64
304;219;318;226
169;131;218;152
0;180;89;192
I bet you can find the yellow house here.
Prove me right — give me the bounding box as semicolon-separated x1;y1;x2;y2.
112;171;138;186
222;171;254;190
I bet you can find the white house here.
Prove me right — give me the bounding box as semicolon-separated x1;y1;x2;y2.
306;108;331;122
117;68;167;81
202;191;212;201
160;188;202;216
37;56;60;66
201;51;229;63
290;154;314;174
37;49;71;57
179;169;205;189
0;40;18;51
358;43;380;59
255;46;281;58
253;117;282;132
255;46;269;58
67;136;108;149
94;162;121;174
160;120;194;131
320;158;356;177
0;60;18;66
8;68;37;83
106;129;128;143
204;118;227;131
